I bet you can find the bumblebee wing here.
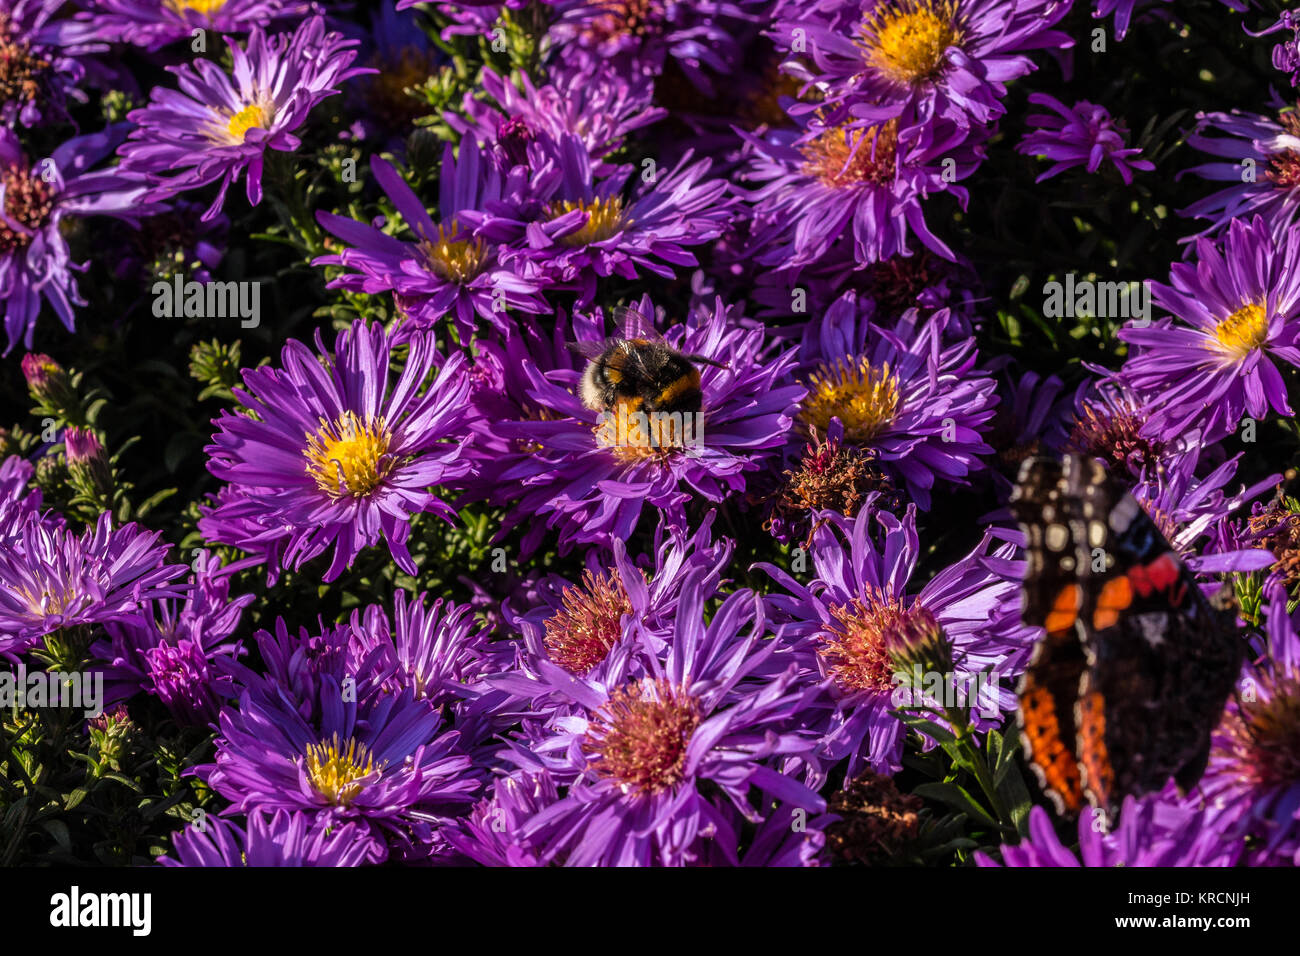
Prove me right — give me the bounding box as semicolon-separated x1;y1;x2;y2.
613;305;666;343
566;340;609;361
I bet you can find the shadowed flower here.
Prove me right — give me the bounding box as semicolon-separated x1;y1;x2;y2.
1182;104;1300;241
1;125;155;352
118;17;371;219
161;808;384;867
92;551;253;727
200;320;473;582
976;791;1243;867
1;0;97;127
0;510;188;658
1017;93;1154;184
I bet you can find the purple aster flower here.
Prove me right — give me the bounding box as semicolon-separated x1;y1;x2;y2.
768;0;1071;150
443;769;560;867
983;365;1073;483
479;295;803;555
742;111;984;268
0;454;39;534
1016;93;1154;184
198;675;478;854
1091;0;1172;41
977;790;1243;867
201;320;474;583
315;142;546;343
759;500;1034;781
0;0;96;127
348;589;507;712
346;3;445;139
1247;11;1300;89
796;294;997;509
1128;450;1276;576
91;551;253;727
446;66;663;177
506;575;825;867
74;0;316;51
0;511;188;658
1;125;155;353
1120;216;1300;443
487;131;733;307
549;0;762;95
161;808;384;867
118;17;372;220
1063;371;1185;484
1181;104;1300;241
1199;586;1300;863
489;515;732;713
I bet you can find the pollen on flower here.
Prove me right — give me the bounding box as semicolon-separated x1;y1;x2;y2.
1215;675;1300;792
583;0;664;42
544;568;638;674
1210;302;1269;359
861;0;963;86
768;431;896;543
304;411;394;499
419;222;488;283
801;121;898;188
820;594;937;695
550;197;627;246
1267;109;1300;188
593;398;697;462
0;163;54;253
13;581;76;617
0;12;51;108
583;679;701;794
801;357;900;444
163;0;229;15
1067;394;1166;478
304;734;381;807
213;101;273;144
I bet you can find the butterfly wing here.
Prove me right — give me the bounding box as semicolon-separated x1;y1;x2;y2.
1059;455;1241;816
1009;456;1088;815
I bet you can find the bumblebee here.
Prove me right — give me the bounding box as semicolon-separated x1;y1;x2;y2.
571;307;723;419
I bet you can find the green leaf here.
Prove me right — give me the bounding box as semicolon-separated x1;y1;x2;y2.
913;782;999;830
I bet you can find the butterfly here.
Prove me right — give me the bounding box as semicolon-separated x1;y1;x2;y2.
1009;454;1242;819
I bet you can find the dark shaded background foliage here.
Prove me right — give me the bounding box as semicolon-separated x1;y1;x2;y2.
2;0;1298;864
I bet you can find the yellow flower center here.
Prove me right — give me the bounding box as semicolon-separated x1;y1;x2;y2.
164;0;229;15
801;357;900;443
304;734;380;807
550;197;627;246
304;412;394;499
420;222;488;283
862;0;963;85
800;121;898;188
214;101;272;144
1210;302;1269;360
